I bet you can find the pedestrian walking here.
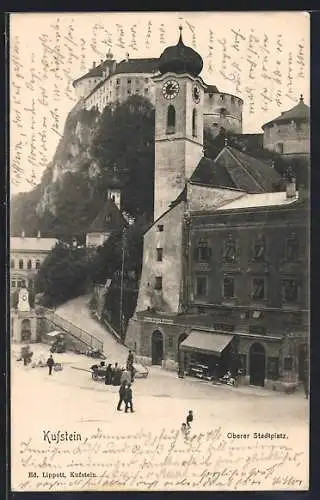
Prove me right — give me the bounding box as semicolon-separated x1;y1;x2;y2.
117;382;126;411
126;350;134;369
124;383;134;413
47;354;55;375
120;367;131;385
105;364;112;385
186;410;193;428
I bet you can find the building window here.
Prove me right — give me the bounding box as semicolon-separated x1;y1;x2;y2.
157;224;164;232
144;88;149;94
156;248;163;262
276;142;284;154
284;357;293;371
166;105;176;134
195;239;212;262
168;335;173;348
220;108;227;118
19;259;24;269
252;278;265;300
127;89;132;95
10;259;15;269
223;233;237;263
127;79;131;84
286;234;299;261
17;280;22;287
154;276;162;290
35;259;41;270
192;109;197;137
116;79;120;85
196;276;208;296
223;277;235;299
135;88;140;94
252;235;266;261
220;95;225;101
281;279;298;303
144;77;149;83
11;280;16;288
27;259;32;269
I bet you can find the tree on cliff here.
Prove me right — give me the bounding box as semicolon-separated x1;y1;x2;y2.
91;95;155;218
35;242;89;307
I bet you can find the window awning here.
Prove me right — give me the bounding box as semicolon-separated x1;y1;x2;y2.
180;330;234;357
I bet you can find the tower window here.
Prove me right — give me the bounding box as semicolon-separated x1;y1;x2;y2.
156;248;163;262
27;259;32;269
19;259;24;269
10;259;15;269
192;109;197;138
35;259;41;270
166;105;176;134
276;142;284;154
157;224;164;232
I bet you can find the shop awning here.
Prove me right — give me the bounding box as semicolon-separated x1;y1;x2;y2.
180;330;234;357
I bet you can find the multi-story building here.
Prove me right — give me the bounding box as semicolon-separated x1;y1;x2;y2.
72;51;243;136
125;27;309;389
10;232;58;291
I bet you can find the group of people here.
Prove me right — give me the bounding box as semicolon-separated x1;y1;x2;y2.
117;382;134;413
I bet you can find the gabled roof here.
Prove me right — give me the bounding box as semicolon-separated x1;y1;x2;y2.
190;156;237;189
114;58;159;75
262;97;310;128
11;237;58;252
88;199;128;233
212;147;281;193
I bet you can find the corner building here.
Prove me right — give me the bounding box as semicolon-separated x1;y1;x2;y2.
125;29;309;389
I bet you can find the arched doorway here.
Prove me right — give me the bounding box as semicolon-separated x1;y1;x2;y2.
249;342;266;387
21;319;31;342
152;330;163;365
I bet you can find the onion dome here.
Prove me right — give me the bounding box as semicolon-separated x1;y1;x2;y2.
158;26;203;77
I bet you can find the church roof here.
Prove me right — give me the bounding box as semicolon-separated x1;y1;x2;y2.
216;191;299;211
262;95;310;128
158;26;203;77
88;199;128;233
190;146;281;193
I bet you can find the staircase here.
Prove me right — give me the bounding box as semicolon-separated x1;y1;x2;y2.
45;309;103;352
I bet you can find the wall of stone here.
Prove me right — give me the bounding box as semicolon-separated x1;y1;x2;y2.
263;121;310;155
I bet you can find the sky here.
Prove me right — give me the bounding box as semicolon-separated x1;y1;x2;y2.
10;11;310;194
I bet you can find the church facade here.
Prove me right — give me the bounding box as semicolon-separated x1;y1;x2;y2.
125;28;309;390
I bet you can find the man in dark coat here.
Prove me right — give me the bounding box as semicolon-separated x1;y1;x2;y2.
186;410;193;428
117;382;126;411
105;364;112;385
47;354;54;375
127;350;134;369
124;383;134;413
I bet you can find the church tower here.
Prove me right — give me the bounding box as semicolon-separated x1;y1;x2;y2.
153;27;206;221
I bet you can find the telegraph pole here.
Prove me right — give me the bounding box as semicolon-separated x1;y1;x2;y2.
119;227;126;336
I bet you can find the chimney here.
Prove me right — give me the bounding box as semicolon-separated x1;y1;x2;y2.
125;53;130;62
93;61;96;68
37;230;41;239
21;230;25;238
286;177;296;199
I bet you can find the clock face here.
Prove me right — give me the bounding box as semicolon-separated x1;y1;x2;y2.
162;80;179;100
193;85;200;103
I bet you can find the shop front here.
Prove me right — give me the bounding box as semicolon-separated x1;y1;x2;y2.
179;330;237;379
